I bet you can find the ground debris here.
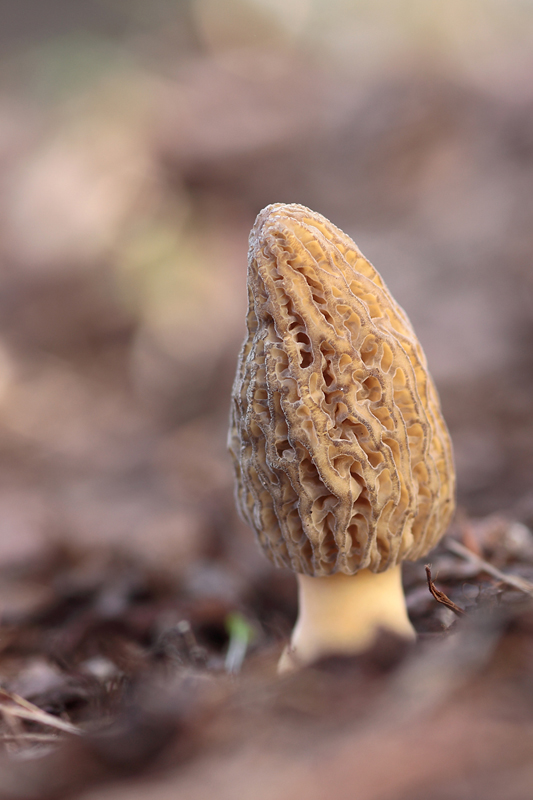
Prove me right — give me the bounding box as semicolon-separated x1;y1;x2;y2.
425;564;466;617
0;523;531;799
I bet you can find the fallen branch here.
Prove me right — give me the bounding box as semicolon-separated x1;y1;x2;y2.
445;538;533;597
425;565;465;616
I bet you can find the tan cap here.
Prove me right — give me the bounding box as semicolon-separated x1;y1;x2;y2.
229;203;455;578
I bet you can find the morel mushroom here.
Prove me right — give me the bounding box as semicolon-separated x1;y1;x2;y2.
229;203;455;671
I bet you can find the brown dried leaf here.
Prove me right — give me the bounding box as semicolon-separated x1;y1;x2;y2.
425;564;465;617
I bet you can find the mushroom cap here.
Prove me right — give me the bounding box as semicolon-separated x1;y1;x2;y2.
229;203;455;577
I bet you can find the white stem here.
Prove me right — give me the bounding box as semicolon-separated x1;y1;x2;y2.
278;565;415;673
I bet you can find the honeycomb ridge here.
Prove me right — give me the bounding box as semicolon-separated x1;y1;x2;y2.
229;204;455;577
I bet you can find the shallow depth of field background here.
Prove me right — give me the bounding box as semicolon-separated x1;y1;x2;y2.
1;3;533;799
1;0;532;577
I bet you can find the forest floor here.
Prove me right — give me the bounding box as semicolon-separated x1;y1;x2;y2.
1;512;533;800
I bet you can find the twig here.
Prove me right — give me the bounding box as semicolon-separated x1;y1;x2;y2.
445;538;533;597
0;733;61;743
0;690;81;736
425;565;465;616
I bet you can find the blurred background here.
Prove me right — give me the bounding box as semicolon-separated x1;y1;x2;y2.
0;0;532;579
2;6;533;797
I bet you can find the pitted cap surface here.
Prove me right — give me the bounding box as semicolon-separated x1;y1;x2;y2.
229;204;455;577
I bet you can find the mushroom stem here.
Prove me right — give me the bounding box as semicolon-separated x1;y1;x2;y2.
278;565;415;673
